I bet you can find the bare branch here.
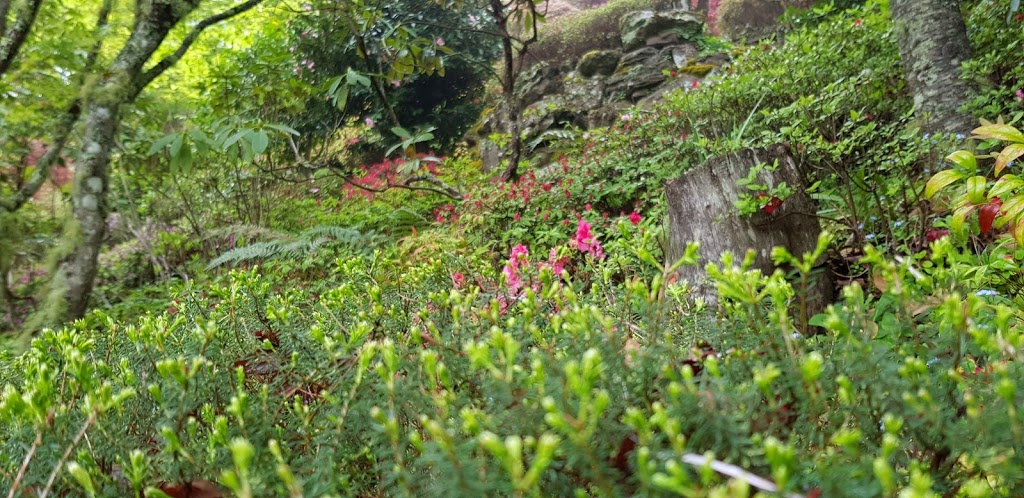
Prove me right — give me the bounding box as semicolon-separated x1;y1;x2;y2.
137;0;264;89
0;0;44;79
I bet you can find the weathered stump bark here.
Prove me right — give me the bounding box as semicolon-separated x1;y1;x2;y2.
665;146;831;316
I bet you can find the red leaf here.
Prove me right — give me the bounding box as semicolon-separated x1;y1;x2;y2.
153;481;225;498
979;202;1001;234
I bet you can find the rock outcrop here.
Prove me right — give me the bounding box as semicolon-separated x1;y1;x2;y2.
473;7;727;170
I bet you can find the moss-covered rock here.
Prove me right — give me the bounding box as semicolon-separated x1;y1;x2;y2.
577;50;622;78
717;0;810;39
620;10;704;52
678;63;715;77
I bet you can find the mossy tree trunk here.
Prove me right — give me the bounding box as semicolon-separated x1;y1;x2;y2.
890;0;975;134
37;0;265;325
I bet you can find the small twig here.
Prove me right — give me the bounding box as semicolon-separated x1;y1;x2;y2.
38;410;98;498
7;430;43;498
681;453;805;498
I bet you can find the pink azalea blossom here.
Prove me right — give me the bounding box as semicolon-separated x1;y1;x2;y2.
570;219;604;259
364;117;376;129
628;210;642;225
1017;89;1024;103
435;37;445;46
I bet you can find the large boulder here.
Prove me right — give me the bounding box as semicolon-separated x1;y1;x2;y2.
620;10;704;53
604;47;675;102
717;0;811;39
665;146;831;310
515;63;564;108
577;50;622;78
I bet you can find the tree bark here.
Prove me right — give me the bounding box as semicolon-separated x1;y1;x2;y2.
890;0;975;134
0;0;44;78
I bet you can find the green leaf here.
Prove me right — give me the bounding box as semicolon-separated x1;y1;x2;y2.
995;143;1024;176
1000;195;1024;224
223;129;251;150
391;127;413;140
170;142;193;174
945;150;977;172
966;176;989;205
249;130;270;155
925;169;966;198
169;134;184;158
147;134;178;156
332;83;349;111
989;174;1024;198
972;124;1024;143
266;124;300;136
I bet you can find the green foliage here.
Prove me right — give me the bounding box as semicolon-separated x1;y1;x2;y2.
206;225;377;268
962;0;1024;119
926;120;1024;242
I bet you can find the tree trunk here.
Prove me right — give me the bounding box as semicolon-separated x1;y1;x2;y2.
39;1;199;325
890;0;974;134
54;99;120;320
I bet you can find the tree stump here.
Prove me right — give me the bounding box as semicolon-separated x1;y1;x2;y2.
665;146;832;314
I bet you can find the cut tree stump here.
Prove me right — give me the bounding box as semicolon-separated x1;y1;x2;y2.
665;145;832;316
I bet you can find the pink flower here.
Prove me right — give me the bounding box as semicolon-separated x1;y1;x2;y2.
513;212;521;222
628;210;642;225
435;37;445;46
570;219;604;259
1017;89;1024;103
451;272;466;289
364;117;376;128
502;244;529;292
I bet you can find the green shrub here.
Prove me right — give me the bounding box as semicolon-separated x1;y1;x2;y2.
3;229;1024;496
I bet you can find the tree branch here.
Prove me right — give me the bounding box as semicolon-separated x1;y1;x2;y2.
136;0;264;89
0;99;81;212
0;0;111;212
0;0;12;39
0;0;44;79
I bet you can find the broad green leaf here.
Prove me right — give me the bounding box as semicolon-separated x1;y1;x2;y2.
249;130;269;155
170;142;192;174
988;174;1024;197
966;176;988;205
392;127;413;140
925;169;966;198
995;143;1024;176
950;203;975;235
332;83;349;111
972;124;1024;143
1000;196;1024;224
945;150;977;172
223;129;251;150
266;124;300;136
328;75;343;95
169;134;184;158
147;134;177;156
1014;220;1024;247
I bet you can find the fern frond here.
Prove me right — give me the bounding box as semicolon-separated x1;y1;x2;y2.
206;225;377;269
528;129;577;152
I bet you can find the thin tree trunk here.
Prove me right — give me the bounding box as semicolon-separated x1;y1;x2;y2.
890;0;975;134
492;0;522;182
